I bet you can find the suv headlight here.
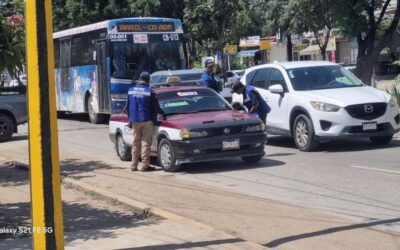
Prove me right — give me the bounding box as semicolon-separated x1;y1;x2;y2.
310;101;340;112
245;123;265;133
389;98;399;108
180;129;208;139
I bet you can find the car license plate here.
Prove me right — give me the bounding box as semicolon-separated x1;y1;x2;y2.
362;122;377;131
222;139;240;150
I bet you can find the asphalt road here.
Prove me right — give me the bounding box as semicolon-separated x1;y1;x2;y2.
3;114;400;248
52;115;400;229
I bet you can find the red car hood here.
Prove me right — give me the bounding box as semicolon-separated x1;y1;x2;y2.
110;110;257;130
162;110;255;129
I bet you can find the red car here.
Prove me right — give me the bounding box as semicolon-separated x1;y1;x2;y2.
109;86;267;172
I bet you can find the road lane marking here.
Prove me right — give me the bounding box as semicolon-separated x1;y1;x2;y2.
348;165;400;175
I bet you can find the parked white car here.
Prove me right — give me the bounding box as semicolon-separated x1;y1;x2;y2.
9;74;27;87
233;61;400;151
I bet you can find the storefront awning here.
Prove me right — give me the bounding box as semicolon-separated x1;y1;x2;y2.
237;49;259;58
299;44;335;55
299;45;320;55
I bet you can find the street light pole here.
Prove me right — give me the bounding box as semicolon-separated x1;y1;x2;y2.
25;0;65;249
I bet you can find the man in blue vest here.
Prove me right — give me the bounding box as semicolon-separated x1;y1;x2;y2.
201;59;220;93
127;72;164;172
231;80;271;125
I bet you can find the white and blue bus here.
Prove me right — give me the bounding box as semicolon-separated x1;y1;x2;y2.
53;18;186;123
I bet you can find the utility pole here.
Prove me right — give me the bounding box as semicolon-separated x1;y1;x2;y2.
25;0;65;249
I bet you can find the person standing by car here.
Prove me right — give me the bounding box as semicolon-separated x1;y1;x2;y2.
231;80;271;125
201;59;220;93
127;72;164;172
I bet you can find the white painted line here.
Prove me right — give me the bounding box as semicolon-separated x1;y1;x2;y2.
348;165;400;175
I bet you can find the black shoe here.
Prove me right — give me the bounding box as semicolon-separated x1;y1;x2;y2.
141;166;156;172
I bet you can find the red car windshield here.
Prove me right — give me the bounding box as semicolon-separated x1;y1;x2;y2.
158;89;231;115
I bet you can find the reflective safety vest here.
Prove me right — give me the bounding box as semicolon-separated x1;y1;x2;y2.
243;85;271;117
128;84;152;122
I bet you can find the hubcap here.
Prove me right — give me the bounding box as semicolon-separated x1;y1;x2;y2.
160;144;172;167
88;97;95;121
117;136;126;156
296;120;309;147
0;119;8;136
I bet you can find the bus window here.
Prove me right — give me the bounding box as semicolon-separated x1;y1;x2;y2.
60;39;71;90
71;36;83;66
83;33;95;65
54;40;60;68
150;34;185;72
111;43;150;79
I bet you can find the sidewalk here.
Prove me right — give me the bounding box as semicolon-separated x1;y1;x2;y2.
0;162;265;250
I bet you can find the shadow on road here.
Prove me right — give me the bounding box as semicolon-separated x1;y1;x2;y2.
5;135;28;142
318;137;400;153
57;113;109;125
181;157;286;174
61;158;126;179
0;164;29;187
265;217;400;248
0;164;159;248
117;238;245;250
0;200;157;247
267;136;400;152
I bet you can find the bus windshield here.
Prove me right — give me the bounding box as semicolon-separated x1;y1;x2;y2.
111;34;185;80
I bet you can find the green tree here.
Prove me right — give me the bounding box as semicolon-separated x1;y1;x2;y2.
255;0;297;61
332;0;400;85
53;0;133;31
0;0;25;84
291;0;334;61
185;0;255;56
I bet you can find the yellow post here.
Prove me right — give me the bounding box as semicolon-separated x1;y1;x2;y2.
25;0;64;249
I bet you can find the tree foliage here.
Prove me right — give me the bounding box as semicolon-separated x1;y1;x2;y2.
332;0;400;84
0;0;25;82
184;0;256;55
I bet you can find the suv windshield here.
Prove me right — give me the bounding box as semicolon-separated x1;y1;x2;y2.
287;66;364;91
158;89;231;115
111;34;186;79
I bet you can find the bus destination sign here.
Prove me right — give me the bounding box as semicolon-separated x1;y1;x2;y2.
116;22;175;32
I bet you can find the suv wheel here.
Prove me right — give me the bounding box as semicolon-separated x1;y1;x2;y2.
293;114;319;151
116;134;131;161
370;135;393;145
0;114;14;142
158;139;181;172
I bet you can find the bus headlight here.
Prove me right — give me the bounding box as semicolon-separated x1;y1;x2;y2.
310;101;340;112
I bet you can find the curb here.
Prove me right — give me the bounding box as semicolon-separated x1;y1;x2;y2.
3;158;268;249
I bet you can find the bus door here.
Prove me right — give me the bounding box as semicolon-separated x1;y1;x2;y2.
96;41;110;113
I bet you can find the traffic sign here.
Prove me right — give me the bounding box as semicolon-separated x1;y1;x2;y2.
223;45;237;54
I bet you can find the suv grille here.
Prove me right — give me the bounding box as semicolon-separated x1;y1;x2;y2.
345;103;387;120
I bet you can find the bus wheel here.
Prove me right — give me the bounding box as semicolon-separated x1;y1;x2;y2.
87;95;104;124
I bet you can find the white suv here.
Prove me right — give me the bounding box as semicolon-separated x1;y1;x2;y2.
233;61;400;151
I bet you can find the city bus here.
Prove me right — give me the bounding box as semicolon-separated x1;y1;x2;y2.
53;18;186;123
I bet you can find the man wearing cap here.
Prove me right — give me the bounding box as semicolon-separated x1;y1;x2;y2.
231;80;271;125
201;59;220;93
127;72;164;172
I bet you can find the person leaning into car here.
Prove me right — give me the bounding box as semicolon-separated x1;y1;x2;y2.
231;80;271;125
127;71;164;172
201;59;220;93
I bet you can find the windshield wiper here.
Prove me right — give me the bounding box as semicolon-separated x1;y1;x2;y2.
196;108;228;112
165;111;199;116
